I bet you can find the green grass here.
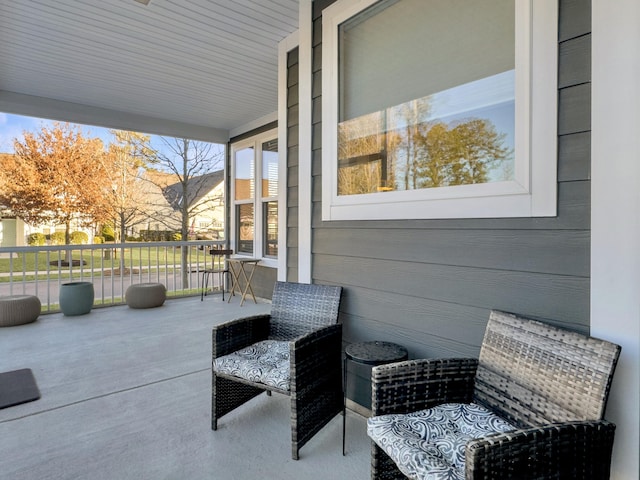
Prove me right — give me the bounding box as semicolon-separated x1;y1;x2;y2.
0;246;224;282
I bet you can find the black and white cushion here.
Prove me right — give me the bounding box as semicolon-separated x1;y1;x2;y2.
213;340;290;391
367;403;514;480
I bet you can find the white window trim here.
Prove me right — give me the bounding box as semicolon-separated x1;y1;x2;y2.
321;0;557;221
230;128;279;268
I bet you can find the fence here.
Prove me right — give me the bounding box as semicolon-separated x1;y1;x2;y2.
0;240;227;313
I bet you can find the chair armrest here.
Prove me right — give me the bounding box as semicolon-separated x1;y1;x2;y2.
290;324;342;387
371;358;478;416
212;314;270;359
466;420;616;480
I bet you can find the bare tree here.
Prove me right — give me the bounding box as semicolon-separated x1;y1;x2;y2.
142;137;224;288
105;130;155;243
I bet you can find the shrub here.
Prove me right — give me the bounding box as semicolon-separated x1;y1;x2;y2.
101;225;115;242
70;231;89;245
172;232;182;241
49;232;66;245
27;233;47;246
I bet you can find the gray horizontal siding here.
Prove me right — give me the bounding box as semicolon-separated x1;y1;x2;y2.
287;47;300;282
559;34;590;88
559;0;591;42
313;228;589;277
309;0;591;361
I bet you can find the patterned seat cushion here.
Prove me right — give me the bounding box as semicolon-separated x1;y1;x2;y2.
367;403;514;480
213;340;290;391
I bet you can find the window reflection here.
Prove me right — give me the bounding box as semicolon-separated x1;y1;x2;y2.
236;203;254;255
338;71;515;196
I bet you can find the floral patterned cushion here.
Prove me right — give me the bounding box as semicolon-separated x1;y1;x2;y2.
213;340;290;391
367;403;514;480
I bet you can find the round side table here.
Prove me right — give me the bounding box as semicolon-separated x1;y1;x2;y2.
343;340;408;455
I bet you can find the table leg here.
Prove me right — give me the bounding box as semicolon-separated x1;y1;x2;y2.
343;355;347;456
238;262;258;306
226;262;240;303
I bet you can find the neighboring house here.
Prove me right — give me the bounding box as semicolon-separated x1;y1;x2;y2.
0;208;92;246
0;2;637;478
0;169;225;245
0;213;25;249
135;169;182;238
162;170;225;240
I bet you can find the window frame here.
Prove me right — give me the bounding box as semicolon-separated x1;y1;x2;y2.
230;128;279;267
321;0;558;221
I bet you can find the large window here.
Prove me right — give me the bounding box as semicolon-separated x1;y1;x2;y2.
322;0;558;220
231;129;278;260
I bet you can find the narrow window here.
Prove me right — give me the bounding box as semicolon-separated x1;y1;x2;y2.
231;129;279;261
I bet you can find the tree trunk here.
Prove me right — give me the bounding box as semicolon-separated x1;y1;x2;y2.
119;212;126;275
181;202;190;290
65;221;72;263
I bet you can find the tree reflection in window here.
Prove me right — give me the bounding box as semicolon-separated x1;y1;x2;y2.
338;75;514;196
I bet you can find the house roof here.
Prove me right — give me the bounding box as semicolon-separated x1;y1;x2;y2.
0;0;299;142
162;169;225;210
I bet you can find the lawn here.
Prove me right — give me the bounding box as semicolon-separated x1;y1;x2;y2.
0;245;223;282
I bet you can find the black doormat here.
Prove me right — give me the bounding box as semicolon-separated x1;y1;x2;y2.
0;368;40;409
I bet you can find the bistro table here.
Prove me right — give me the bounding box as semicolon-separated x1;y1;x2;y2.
227;258;260;306
342;340;408;455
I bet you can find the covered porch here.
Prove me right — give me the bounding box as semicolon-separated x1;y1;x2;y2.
1;1;639;479
0;297;369;479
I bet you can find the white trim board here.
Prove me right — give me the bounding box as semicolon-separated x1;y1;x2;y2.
297;0;313;284
591;1;640;479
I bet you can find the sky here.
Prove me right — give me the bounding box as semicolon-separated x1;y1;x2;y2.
0;112;113;153
0;112;224;160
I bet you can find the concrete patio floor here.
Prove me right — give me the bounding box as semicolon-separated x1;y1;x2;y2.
0;295;370;480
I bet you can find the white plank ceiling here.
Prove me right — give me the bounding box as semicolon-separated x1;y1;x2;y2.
0;0;299;139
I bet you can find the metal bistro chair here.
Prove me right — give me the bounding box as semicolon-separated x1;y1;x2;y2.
367;310;622;480
211;281;343;460
201;248;233;301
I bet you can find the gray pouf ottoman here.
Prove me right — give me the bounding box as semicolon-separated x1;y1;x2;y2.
125;283;167;309
0;295;41;327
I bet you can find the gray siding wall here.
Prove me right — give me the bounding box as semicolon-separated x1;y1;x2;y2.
310;0;592;359
287;48;300;283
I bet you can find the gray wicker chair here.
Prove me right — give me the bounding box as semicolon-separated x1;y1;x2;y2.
211;281;343;460
367;310;621;480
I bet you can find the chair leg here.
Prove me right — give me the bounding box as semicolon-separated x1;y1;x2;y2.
212;374;263;431
211;369;217;430
202;271;210;301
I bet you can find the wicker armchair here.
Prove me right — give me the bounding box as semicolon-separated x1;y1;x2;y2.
211;281;343;460
367;310;621;480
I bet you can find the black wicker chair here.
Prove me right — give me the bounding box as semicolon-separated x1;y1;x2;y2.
211;281;343;460
367;310;621;480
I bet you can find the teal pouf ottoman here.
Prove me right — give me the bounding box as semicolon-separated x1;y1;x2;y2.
59;282;94;316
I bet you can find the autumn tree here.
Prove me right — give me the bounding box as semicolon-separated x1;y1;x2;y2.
141;137;224;288
0;122;111;245
413;118;512;188
104;130;155;243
